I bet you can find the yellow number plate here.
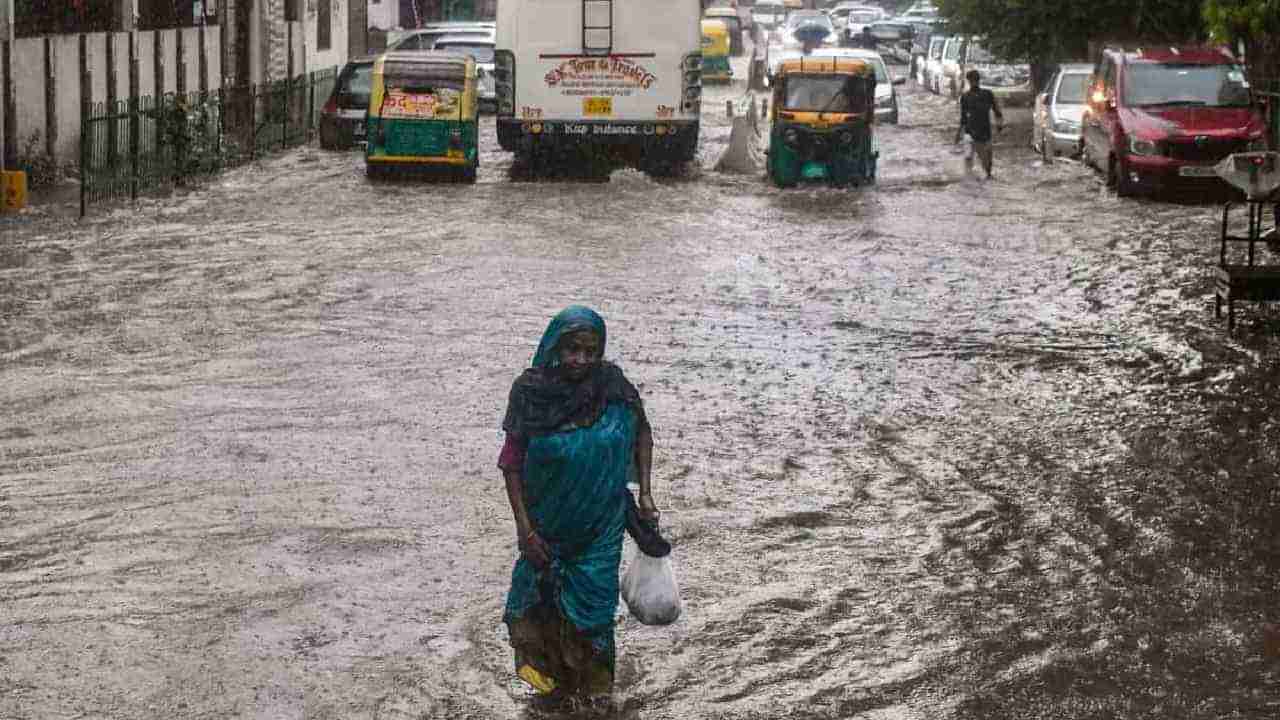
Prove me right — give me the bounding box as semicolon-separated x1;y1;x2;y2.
583;97;613;117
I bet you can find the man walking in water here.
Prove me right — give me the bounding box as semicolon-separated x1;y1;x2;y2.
955;69;1004;179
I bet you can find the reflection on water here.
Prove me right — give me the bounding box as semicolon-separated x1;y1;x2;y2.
2;52;1279;720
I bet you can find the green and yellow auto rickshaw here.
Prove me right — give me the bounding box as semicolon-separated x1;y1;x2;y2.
767;56;878;188
701;20;733;84
365;50;479;181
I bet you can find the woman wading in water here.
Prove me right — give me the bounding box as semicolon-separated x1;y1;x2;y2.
499;306;659;702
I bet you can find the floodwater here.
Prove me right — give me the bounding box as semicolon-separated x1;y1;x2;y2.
3;49;1280;720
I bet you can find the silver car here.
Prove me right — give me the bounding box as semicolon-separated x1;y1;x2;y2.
1032;63;1091;160
433;34;498;111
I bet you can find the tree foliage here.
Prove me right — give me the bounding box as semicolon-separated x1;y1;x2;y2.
1203;0;1280;84
933;0;1206;68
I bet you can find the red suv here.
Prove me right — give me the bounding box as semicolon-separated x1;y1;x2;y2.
1081;46;1266;197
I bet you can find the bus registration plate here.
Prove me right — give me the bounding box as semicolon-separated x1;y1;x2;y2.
583;97;613;117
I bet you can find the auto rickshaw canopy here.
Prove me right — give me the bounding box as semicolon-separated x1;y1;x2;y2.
373;50;475;87
370;50;477;120
773;56;876;118
701;20;731;57
775;56;874;78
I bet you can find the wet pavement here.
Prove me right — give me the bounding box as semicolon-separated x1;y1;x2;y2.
3;50;1280;720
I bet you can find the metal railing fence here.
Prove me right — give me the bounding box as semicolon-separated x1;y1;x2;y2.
80;67;339;216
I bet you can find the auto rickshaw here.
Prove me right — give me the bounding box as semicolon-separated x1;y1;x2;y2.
767;55;878;187
701;20;734;84
703;6;745;57
365;50;480;182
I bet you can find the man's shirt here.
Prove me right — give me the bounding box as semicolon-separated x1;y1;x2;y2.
959;88;1002;143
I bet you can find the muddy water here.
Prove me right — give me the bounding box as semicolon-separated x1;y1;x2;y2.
2;50;1279;720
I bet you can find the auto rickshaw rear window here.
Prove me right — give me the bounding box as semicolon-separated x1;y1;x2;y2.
384;62;467;92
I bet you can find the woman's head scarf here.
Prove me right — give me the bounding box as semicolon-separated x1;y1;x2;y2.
503;306;646;438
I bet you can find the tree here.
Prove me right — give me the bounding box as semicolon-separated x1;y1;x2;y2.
933;0;1205;89
1203;0;1280;86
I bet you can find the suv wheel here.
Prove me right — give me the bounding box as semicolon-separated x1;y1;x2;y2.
1108;155;1137;197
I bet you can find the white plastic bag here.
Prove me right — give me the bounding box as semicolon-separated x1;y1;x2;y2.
620;545;682;626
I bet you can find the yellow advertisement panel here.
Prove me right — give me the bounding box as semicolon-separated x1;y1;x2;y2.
382;88;462;119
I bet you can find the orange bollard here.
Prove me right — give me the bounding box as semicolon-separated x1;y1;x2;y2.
2;170;28;212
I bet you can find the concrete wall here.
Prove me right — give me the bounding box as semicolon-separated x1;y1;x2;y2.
202;25;221;90
367;0;398;30
1;26;222;165
134;30;156;99
109;32;130;101
307;0;349;74
51;34;78;163
159;30;177;96
12;38;45;155
87;32;107;107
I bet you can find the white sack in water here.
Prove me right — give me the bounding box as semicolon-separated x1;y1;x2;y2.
715;97;765;174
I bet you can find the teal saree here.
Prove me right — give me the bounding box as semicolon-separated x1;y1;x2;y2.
501;306;646;696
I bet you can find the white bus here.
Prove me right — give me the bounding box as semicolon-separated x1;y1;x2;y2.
494;0;703;175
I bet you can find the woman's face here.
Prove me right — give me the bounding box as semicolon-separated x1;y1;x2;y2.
557;330;602;380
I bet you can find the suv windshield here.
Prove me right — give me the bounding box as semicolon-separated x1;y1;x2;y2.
1123;63;1251;107
435;43;495;63
784;76;858;112
1055;73;1087;103
786;12;832;31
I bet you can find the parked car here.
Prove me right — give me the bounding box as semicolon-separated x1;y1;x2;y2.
319;55;377;150
432;33;497;111
838;7;884;46
1033;63;1091;160
964;40;1033;105
821;47;906;124
1081;45;1266;197
938;35;967;97
918;34;945;90
866;20;915;63
386;22;495;52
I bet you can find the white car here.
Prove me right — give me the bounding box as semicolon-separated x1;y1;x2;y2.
433;33;497;111
387;22;495;52
828;3;883;31
840;8;886;45
809;47;904;124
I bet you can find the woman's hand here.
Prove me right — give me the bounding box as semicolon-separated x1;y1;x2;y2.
638;493;660;524
519;528;553;569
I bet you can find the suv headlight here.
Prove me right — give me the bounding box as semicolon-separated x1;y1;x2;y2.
1128;136;1160;156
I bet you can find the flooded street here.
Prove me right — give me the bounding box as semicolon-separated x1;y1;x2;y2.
3;51;1280;720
